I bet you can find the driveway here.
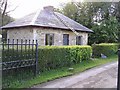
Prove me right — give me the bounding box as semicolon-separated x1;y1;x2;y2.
32;61;118;88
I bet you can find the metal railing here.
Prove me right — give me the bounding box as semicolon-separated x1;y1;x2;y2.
2;39;38;74
1;39;38;88
117;49;120;90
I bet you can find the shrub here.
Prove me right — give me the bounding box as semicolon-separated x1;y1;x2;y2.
2;48;35;62
92;43;119;58
38;45;92;71
2;45;92;72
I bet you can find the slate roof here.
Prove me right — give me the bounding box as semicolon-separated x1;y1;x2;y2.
2;6;93;33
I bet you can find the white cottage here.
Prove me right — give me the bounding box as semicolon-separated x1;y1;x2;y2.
2;6;93;46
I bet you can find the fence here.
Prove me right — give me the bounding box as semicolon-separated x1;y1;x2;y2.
117;49;120;90
1;39;38;88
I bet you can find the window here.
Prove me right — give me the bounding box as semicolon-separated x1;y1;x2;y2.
63;34;69;45
76;36;82;45
45;34;54;45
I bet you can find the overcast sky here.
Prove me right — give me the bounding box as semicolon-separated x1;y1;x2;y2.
8;0;73;19
8;0;119;19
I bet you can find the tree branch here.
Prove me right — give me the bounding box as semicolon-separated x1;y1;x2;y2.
5;6;18;14
2;0;7;17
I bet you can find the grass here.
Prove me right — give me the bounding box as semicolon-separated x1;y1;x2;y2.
3;55;118;89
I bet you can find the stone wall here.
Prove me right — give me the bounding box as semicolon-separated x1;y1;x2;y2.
6;27;88;45
7;27;34;43
33;27;88;46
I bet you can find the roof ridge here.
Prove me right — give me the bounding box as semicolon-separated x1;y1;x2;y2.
30;9;41;25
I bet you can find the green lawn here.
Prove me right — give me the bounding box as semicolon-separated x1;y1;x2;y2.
3;55;118;89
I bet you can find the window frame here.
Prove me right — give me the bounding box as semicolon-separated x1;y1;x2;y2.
63;34;69;45
45;33;54;46
76;36;82;45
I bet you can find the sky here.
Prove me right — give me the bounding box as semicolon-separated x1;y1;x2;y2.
8;0;73;19
7;0;119;19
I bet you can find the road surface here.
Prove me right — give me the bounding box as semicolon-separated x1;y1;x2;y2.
32;61;118;88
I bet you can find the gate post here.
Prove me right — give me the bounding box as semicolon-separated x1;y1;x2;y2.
117;49;120;90
35;41;38;76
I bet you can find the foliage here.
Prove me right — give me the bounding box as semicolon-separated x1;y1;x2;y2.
0;0;15;41
0;13;14;27
116;2;120;22
58;2;118;44
89;16;119;44
61;2;78;21
60;2;94;28
3;45;92;71
0;13;14;40
60;2;115;27
3;55;117;88
3;48;35;62
115;2;120;48
2;45;93;88
2;67;35;88
38;45;92;71
92;43;119;57
0;0;15;26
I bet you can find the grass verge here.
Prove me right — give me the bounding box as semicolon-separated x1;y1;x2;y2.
3;55;118;89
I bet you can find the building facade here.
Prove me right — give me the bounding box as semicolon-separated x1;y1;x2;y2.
2;6;93;46
7;27;88;46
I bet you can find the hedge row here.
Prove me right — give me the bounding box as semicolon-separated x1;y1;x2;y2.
3;45;92;71
3;48;35;62
92;43;119;58
38;46;92;71
3;43;119;71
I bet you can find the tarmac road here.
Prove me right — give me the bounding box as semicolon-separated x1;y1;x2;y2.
32;61;118;88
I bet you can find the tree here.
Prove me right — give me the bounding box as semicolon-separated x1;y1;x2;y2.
89;16;118;44
0;0;15;41
115;2;120;46
60;2;114;27
60;2;78;21
59;2;118;44
0;0;14;26
60;2;94;28
0;0;8;26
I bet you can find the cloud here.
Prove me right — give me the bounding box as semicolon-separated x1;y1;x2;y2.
9;0;72;19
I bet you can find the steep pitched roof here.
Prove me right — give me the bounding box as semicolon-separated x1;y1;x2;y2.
2;6;93;33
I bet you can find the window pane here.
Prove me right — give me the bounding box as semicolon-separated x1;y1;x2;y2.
76;36;82;45
45;34;49;45
45;34;54;45
49;34;54;45
63;34;69;45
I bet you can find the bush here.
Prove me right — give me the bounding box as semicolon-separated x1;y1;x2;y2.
2;45;92;72
38;45;92;71
92;43;119;58
2;48;35;62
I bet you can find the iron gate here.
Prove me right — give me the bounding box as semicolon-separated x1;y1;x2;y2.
1;39;38;75
1;39;38;88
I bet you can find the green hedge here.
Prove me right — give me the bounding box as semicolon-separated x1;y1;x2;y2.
3;45;92;72
3;48;35;62
92;43;119;58
38;45;92;71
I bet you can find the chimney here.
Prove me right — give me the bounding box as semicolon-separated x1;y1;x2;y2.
43;6;54;12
